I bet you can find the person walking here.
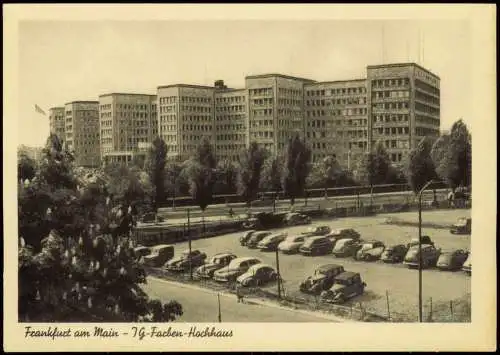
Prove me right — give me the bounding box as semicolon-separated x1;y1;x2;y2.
235;283;244;304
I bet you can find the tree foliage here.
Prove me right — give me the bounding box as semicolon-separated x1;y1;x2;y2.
431;119;472;191
235;142;267;206
215;159;238;195
146;137;168;210
259;154;283;193
18;152;37;182
18;134;182;322
405;137;438;193
186;139;217;211
354;141;391;187
281;135;312;205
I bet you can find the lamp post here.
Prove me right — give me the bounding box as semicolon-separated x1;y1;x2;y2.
417;179;437;322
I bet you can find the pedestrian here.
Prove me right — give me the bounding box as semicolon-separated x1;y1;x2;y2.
235;283;244;304
229;207;234;219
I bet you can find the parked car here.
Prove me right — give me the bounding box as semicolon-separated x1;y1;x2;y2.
195;252;237;278
165;249;207;272
239;230;257;246
143;244;174;267
450;217;471;235
213;257;262;283
380;244;408;263
236;264;278;287
299;264;345;295
140;212;164;223
301;225;332;237
299;236;334;256
327;228;361;241
354;240;386;261
462;253;471;275
332;238;363;258
436;249;469;271
133;245;151;261
320;271;367;304
246;231;273;248
403;244;441;269
407;235;434;248
278;235;308;254
257;232;288;251
283;212;311;226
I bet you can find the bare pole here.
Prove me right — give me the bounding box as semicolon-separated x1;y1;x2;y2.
275;248;281;299
217;293;222;323
187;208;192;280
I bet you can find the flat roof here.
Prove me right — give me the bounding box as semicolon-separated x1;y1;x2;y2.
245;73;316;82
157;84;215;90
65;101;99;105
215;88;247;93
367;62;440;80
307;78;367;86
99;93;156;98
49;106;65;110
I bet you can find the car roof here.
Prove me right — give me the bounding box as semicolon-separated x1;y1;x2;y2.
231;256;260;263
248;263;273;271
317;264;343;272
335;271;359;280
212;252;235;258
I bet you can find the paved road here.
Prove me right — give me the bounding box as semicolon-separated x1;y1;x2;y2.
153;209;471;321
141;277;335;322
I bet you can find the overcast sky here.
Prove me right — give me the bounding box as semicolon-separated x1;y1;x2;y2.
18;19;472;147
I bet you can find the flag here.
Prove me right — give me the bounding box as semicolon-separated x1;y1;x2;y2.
35;104;46;116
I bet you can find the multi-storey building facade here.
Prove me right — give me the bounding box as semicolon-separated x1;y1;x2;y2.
48;107;66;142
98;93;157;165
214;81;248;162
64;101;100;167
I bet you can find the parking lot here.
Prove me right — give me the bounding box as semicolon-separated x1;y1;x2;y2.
158;209;471;321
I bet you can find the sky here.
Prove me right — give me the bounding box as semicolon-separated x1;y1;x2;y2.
18;19;472;147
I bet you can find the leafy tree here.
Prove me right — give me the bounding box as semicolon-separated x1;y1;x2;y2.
164;160;186;205
235;142;267;209
260;154;283;194
215;159;238;195
18;134;183;322
281;135;312;207
405;137;438;194
146;137;168;210
186;139;217;220
431;119;472;191
18;152;37;182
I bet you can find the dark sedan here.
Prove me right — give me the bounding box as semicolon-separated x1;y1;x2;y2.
436;249;469;271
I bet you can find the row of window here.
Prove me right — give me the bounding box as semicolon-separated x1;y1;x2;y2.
371;78;410;88
307;108;368;117
415;114;439;126
374;127;410;136
372;90;410;99
215;134;246;141
277;99;302;106
372;102;410;110
215;96;245;104
306;97;367;107
278;88;302;97
251;131;274;139
415;79;440;96
253;109;273;116
215;124;245;131
160;134;177;142
181;105;211;113
181;96;212;104
382;139;410;149
249;88;273;96
181;124;212;132
215;114;246;121
160;125;177;131
373;114;410;123
216;105;246;112
415;90;440;106
278;109;302;117
159;96;177;104
252;98;273;106
415;127;439;136
415;102;440;116
160;114;177;122
306;87;366;97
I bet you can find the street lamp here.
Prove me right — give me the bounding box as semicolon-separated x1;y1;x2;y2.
417;179;437;322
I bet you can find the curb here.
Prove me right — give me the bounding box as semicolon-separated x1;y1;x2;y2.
147;276;350;322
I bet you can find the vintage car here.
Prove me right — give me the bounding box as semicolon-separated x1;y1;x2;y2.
133;245;151;260
403;244;441;269
140;212;164;224
239;230;257;246
327;228;361;242
299;264;345;295
436;249;469;271
283;212;312;226
332;238;363;258
301;225;332;237
278;235;308;254
246;231;273;248
450;217;472;235
143;244;174;267
213;257;262;283
354;240;386;261
236;264;278;287
257;232;288;251
320;271;367;304
195;252;237;278
380;244;409;263
407;235;434;248
462;253;471;275
299;236;334;256
165;249;207;272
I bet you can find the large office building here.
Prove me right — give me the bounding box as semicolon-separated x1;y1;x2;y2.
48;107;66;142
98;93;157;165
64;101;100;167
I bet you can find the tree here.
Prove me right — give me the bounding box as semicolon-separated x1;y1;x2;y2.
164;160;185;206
260;154;283;193
186;139;217;223
146;137;168;211
18;134;183;322
319;155;343;197
354;141;391;204
235;142;267;209
281;135;312;207
431;119;472;192
405;137;438;194
18;152;37;182
215;159;238;195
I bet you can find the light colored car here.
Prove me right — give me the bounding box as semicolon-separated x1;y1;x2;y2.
165;249;207;272
257;232;288;251
283;213;311;226
278;235;308;254
302;225;331;237
213;257;262;283
327;228;361;241
403;244;441;269
195;252;237;278
354;240;386;261
236;264;278;287
143;244;174;267
436;249;469;271
332;238;363;258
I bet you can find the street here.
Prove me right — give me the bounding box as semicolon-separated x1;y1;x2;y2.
141;277;336;322
147;209;471;321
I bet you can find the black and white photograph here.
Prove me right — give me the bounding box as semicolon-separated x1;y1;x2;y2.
3;4;496;352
